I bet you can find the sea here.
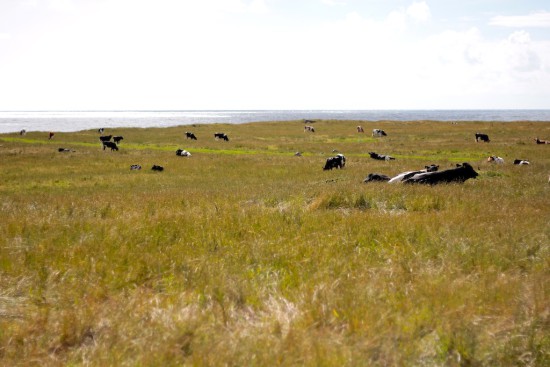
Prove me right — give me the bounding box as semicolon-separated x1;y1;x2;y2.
1;110;549;134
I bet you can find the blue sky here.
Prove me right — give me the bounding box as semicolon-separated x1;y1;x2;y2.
0;0;549;110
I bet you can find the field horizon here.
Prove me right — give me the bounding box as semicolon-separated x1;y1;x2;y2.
1;119;549;366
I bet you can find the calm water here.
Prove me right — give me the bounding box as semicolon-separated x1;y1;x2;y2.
1;110;549;133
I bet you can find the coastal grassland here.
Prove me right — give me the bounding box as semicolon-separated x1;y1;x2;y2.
1;120;549;366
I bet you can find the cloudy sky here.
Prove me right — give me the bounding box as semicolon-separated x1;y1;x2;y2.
1;0;549;110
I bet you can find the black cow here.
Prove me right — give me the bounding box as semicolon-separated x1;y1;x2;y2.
363;173;391;182
185;132;197;140
113;136;124;144
99;135;113;142
304;119;316;124
58;148;73;152
102;141;118;151
214;132;229;141
368;152;395;161
152;165;164;171
475;133;490;142
323;154;346;170
403;163;478;184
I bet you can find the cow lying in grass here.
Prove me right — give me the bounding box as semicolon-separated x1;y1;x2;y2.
152;165;164;171
403;163;478;184
176;149;191;157
372;129;387;137
366;164;477;185
487;156;504;164
388;165;439;183
534;138;549;144
323;154;346;170
514;159;530;165
369;152;395;161
130;164;142;170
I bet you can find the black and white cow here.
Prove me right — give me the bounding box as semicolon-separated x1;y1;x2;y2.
403;163;479;184
534;138;549;144
304;125;315;132
487;156;504;164
475;133;490;142
372;129;387;137
363;173;391;182
99;135;113;142
185;132;197;140
176;149;191;157
388;164;440;183
58;148;73;152
323;154;346;170
98;128;105;134
152;165;164;171
102;141;118;151
214;132;229;141
514;159;530;165
368;152;395;161
130;164;142;170
113;136;124;144
20;129;26;136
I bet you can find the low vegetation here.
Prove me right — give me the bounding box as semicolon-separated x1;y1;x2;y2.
1;120;549;366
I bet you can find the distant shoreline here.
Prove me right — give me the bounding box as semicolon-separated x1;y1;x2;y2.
1;109;549;134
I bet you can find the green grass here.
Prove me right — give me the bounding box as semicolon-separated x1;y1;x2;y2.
1;120;549;366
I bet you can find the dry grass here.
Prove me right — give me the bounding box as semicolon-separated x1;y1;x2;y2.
1;120;549;366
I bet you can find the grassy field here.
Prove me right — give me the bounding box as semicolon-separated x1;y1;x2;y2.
1;119;549;366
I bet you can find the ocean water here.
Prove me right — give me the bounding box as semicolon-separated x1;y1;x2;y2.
1;110;549;134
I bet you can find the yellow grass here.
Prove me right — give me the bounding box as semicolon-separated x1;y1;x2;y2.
1;119;549;366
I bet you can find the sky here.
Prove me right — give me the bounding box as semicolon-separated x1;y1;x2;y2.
1;0;549;110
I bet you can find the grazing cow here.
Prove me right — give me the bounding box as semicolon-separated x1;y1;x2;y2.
185;132;197;140
98;128;105;134
214;132;229;141
363;173;391;182
323;154;346;170
102;141;118;151
99;135;113;142
403;163;479;185
152;165;164;171
487;156;504;164
388;165;440;184
372;129;387;137
20;129;26;136
48;132;55;140
534;138;549;144
303;119;316;124
368;152;395;161
514;159;530;165
475;133;490;142
357;126;364;133
304;125;315;132
176;149;191;157
113;136;124;144
130;164;142;170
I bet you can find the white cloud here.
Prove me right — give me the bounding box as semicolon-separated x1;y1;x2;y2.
0;32;10;40
406;1;430;23
489;11;550;28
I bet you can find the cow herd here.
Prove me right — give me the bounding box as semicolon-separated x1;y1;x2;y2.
41;123;548;184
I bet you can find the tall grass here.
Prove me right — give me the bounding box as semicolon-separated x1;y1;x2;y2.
1;120;549;366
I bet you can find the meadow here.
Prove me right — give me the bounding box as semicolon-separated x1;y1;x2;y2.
0;119;549;366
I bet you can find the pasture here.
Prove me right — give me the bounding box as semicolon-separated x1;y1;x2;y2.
1;120;549;366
